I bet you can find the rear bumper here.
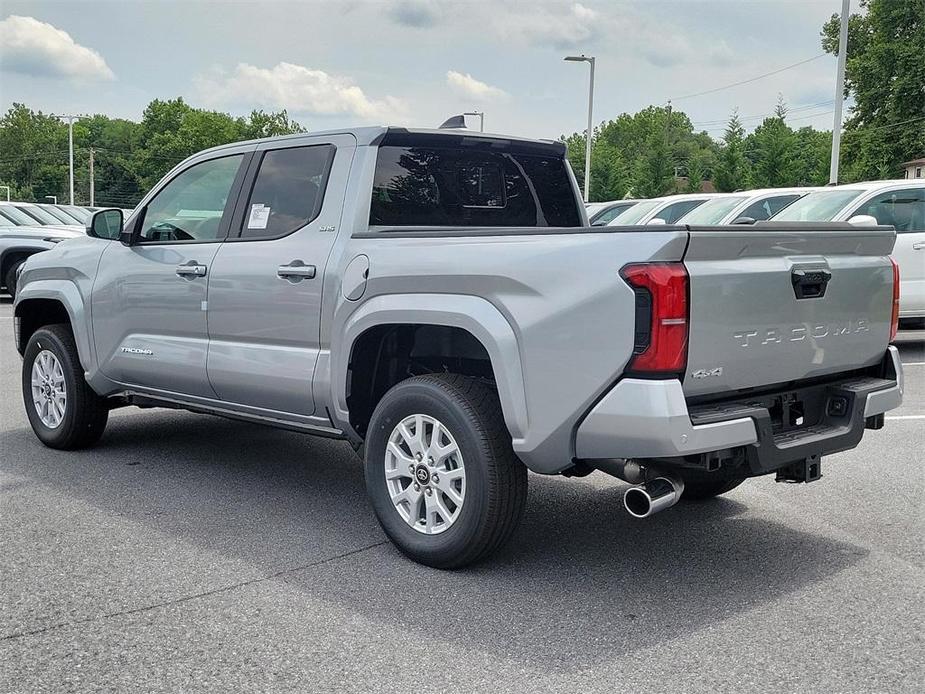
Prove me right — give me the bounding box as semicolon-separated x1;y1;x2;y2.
575;347;903;472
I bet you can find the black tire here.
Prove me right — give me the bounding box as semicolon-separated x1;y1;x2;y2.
364;374;527;569
5;259;24;300
22;324;109;450
680;471;746;501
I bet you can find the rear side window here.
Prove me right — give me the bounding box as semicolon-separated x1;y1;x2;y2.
851;188;925;233
739;194;800;221
370;143;581;227
241;145;335;239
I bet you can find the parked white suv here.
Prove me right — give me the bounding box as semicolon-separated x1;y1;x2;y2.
772;180;925;324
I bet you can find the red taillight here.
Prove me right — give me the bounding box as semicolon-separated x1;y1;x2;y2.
890;257;900;342
620;262;689;375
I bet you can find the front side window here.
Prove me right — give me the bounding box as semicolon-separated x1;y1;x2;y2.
137;154;244;243
240;145;334;239
370;143;581;227
852;188;925;233
739;194;801;221
609;199;661;225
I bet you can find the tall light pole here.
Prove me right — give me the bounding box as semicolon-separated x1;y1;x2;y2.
829;0;850;184
565;55;595;202
464;111;484;132
53;114;84;204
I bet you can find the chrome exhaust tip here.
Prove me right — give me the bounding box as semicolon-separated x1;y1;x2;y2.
623;475;684;518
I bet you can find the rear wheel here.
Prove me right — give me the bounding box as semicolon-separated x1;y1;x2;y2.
364;374;527;569
22;324;109;450
680;471;746;500
5;259;24;300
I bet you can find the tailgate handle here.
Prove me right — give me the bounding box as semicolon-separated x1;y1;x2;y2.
791;268;831;299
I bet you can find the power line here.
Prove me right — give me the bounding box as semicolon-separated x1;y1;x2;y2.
671;53;828;101
692;100;836;126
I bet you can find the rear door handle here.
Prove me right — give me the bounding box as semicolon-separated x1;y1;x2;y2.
176;263;207;277
913;242;925;250
277;261;316;280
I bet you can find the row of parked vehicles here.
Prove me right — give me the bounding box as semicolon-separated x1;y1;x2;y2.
0;201;133;299
587;180;925;324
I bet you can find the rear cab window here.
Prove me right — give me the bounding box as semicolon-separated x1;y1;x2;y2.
369;132;581;228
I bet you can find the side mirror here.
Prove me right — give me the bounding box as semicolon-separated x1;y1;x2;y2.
731;216;757;225
645;217;667;226
848;214;879;227
87;209;125;241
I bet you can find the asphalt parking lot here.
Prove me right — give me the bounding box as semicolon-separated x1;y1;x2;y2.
0;298;922;694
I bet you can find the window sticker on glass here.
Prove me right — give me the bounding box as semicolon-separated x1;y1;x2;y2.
248;203;271;229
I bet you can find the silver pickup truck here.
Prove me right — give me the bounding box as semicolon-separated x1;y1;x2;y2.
13;127;904;568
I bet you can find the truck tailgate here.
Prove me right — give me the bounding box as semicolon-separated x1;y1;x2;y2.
682;224;896;398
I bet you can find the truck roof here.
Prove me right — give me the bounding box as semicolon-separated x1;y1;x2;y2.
196;126;564;157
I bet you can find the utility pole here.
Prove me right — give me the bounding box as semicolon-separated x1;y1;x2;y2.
564;55;596;202
829;0;850;184
89;148;95;206
53;114;84;204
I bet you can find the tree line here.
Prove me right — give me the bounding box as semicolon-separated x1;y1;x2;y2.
0;99;305;208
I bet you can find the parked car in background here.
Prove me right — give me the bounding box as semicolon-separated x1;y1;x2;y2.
1;224;82;299
677;188;820;225
53;205;92;223
0;202;82;230
586;199;640;226
607;193;721;226
772;180;925;325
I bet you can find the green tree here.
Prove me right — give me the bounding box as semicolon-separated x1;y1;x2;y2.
746;100;796;188
821;0;925;181
685;152;706;193
713;111;749;192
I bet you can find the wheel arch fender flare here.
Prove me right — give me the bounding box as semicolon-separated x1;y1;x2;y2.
14;280;95;374
331;293;528;443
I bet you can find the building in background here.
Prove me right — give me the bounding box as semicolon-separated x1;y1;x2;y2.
901;158;925;179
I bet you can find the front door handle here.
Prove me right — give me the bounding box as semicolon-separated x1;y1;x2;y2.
277;261;316;281
913;242;925;250
176;263;207;277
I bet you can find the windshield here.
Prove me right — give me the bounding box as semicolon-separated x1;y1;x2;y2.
609;199;661;225
17;205;64;225
0;205;37;225
60;205;91;222
772;189;863;222
40;205;82;224
679;196;748;224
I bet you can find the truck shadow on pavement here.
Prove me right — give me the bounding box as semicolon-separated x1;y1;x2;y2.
0;410;868;670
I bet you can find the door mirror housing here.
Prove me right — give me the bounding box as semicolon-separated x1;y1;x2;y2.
87;209;125;241
848;214;879;227
645;217;667;226
730;216;756;225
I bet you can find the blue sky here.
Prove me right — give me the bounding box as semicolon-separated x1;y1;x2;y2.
0;0;842;139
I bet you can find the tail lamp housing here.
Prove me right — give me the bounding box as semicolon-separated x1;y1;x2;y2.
620;262;689;376
890;257;899;342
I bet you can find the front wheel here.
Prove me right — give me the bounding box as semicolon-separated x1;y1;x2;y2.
364;374;527;569
22;324;109;450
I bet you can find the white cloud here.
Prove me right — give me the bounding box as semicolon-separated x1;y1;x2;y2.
0;15;114;81
485;2;600;49
194;62;407;122
446;71;507;101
